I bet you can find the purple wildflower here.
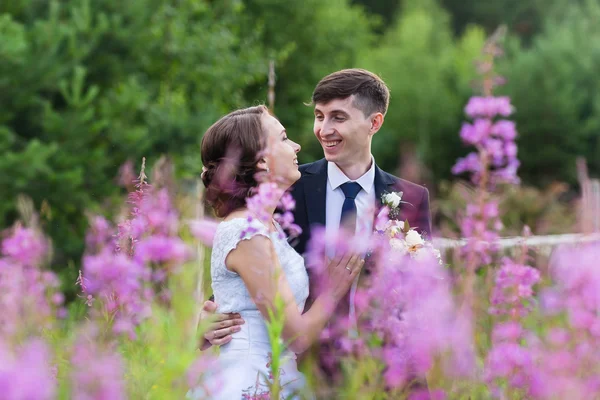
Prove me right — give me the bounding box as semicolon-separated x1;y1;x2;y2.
117;159;137;189
83;249;151;337
1;225;48;268
459;119;492;145
491;120;517;140
409;389;447;400
189;219;219;246
245;182;302;239
70;329;126;400
489;257;540;317
451;153;481;177
186;354;220;392
85;216;115;255
309;222;474;389
134;235;192;268
0;338;56;400
0;226;63;338
465;96;513;119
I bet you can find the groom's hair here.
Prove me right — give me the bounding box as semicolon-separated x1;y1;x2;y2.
311;69;390;117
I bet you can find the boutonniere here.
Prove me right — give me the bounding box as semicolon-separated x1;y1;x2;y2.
381;191;404;219
375;205;443;266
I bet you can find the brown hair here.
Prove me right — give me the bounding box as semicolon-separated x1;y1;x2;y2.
311;68;390;116
201;105;269;217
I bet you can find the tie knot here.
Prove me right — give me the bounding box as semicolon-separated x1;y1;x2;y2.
340;182;362;199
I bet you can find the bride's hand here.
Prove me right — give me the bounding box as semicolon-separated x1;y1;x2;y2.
325;253;365;302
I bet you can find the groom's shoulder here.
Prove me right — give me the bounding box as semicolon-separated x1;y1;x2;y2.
298;158;327;176
379;167;428;195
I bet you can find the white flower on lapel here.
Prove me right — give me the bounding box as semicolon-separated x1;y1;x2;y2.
386;220;405;238
374;193;444;266
382;191;403;209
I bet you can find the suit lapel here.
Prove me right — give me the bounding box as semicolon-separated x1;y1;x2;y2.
304;159;328;227
302;161;395;228
374;164;395;208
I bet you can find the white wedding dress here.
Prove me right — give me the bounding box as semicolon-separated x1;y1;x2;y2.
189;218;310;399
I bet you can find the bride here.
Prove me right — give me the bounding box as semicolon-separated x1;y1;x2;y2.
190;105;363;399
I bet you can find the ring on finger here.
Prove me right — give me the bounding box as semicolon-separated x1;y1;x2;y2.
345;266;351;271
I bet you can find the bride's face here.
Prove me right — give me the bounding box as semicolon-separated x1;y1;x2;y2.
262;114;301;187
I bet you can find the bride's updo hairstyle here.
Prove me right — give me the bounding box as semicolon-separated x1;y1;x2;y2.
201;105;269;217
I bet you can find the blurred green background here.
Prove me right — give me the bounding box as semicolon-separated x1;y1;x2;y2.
1;0;598;288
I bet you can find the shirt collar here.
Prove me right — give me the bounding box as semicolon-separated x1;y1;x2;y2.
327;156;376;194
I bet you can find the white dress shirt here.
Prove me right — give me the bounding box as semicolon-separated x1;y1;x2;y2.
325;158;377;334
325;157;376;256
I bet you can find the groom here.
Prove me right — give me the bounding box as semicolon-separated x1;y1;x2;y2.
291;68;431;258
290;69;431;321
288;69;431;392
201;69;432;384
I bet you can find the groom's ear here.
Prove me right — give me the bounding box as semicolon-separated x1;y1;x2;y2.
369;113;384;135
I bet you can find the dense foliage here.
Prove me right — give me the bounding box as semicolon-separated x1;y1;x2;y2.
1;0;599;277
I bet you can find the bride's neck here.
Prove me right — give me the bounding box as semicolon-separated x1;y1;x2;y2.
225;181;289;228
226;205;279;230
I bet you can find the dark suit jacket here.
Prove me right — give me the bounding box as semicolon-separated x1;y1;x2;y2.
289;158;432;395
290;158;432;256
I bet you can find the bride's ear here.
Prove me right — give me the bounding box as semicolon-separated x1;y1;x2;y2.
256;157;269;173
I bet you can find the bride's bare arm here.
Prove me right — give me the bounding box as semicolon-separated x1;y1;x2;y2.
227;235;363;354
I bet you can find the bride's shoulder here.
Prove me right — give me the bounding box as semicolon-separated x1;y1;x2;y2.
214;214;269;244
223;209;252;221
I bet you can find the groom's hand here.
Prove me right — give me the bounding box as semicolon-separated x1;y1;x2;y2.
198;300;245;351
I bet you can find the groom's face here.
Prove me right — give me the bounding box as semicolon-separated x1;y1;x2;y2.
313;96;373;169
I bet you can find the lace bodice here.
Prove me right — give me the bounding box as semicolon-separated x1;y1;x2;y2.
211;218;309;314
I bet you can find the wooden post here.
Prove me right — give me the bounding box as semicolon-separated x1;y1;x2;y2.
194;178;206;330
576;158;599;233
268;60;276;113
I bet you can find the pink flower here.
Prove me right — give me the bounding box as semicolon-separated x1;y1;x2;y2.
492;321;522;342
409;389;446;400
375;206;391;231
462;119;493;145
246;182;281;225
86;216;115;254
83;249;151;334
546;328;570;347
117;160;137;188
134;235;192;266
0;255;63;337
465;96;513;119
1;225;48;268
71;331;126;400
0;338;57;400
186;355;220;389
451;153;481;176
482;201;499;219
491;120;517;140
504;141;518;158
189;219;219;246
279;192;296;211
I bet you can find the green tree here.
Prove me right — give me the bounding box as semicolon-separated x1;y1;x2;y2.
239;0;375;161
440;0;580;45
0;0;267;283
351;0;400;30
501;0;600;186
358;0;485;183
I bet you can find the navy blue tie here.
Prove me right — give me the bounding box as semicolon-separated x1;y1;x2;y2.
340;182;362;233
